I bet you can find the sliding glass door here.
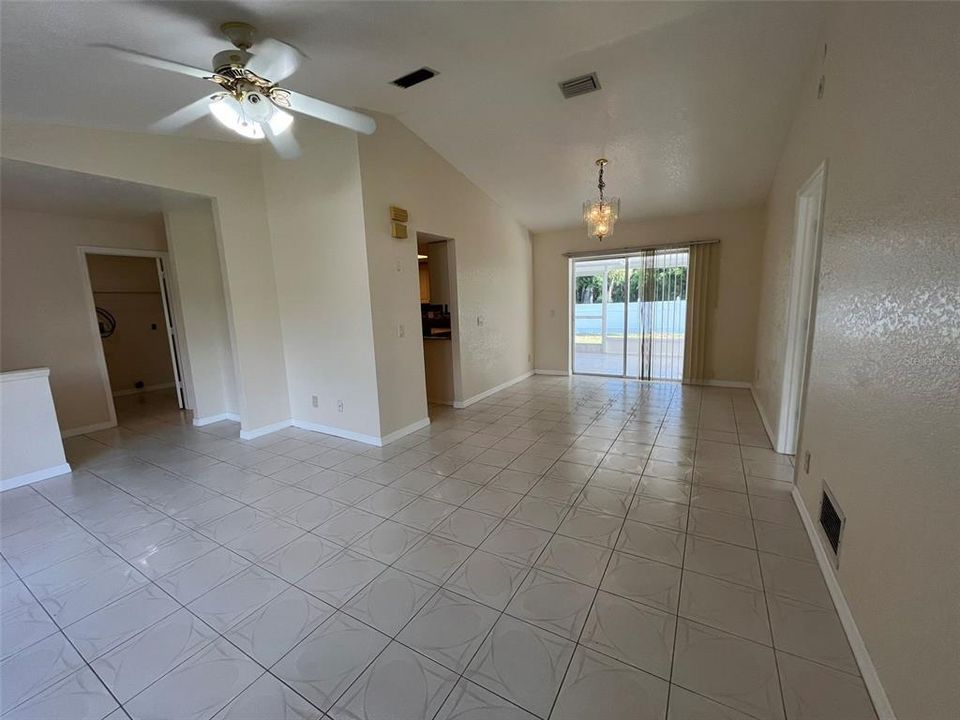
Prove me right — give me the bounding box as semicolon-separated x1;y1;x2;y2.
573;249;689;380
572;257;627;375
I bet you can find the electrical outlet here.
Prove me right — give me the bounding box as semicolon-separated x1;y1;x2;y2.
395;259;403;272
804;450;812;474
477;315;484;327
311;395;318;408
398;323;405;338
337;400;344;413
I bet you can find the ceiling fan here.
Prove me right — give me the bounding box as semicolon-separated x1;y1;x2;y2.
97;21;376;159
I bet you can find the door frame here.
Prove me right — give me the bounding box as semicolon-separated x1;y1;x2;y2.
777;160;828;455
77;246;188;425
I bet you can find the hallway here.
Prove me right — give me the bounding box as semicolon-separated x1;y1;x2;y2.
0;376;874;719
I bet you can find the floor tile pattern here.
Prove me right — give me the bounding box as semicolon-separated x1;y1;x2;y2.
0;380;876;719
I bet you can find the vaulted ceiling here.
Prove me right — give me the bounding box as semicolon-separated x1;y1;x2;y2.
1;1;823;231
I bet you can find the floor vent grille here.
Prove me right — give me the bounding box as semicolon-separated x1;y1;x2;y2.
559;72;601;99
819;485;844;559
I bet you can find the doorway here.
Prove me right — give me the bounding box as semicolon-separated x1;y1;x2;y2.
571;248;689;380
417;234;458;405
80;249;185;420
777;161;827;455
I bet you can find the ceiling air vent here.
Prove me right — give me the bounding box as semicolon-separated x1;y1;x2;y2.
559;72;601;99
391;67;439;89
818;484;845;563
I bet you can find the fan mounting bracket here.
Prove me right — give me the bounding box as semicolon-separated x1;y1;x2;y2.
221;21;256;51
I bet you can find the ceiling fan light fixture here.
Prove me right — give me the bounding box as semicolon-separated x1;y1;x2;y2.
209;94;263;139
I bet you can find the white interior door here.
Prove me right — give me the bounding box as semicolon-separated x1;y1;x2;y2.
156;257;186;409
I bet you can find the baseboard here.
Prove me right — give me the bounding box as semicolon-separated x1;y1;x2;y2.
193;412;241;427
453;371;534;409
291;419;381;447
112;382;175;397
751;384;778;450
379;417;431;446
534;369;569;376
239;418;293;441
1;462;72;491
61;420;115;438
701;379;752;388
790;486;897;720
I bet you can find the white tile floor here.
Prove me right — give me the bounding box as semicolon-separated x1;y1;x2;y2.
0;379;879;720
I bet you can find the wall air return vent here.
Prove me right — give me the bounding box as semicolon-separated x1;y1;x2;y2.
391;67;439;89
818;483;845;563
559;72;601;99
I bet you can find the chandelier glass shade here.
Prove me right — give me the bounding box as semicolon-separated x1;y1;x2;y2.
209;93;293;140
583;158;619;241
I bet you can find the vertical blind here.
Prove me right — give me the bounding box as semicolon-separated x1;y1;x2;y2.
682;242;714;384
631;248;689;381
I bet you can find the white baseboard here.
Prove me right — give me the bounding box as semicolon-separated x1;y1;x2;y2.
241;415;428;449
239;418;294;441
751;384;779;450
701;379;752;388
534;369;569;376
61;420;116;438
453;371;534;409
790;486;897;720
112;382;175;397
379;417;431;446
193;412;241;427
1;463;72;491
291;419;381;447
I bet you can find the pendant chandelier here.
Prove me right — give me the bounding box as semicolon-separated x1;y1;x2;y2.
583;158;620;242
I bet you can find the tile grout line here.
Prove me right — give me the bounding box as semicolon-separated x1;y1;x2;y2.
544;382;677;720
662;382;702;720
738;391;791;720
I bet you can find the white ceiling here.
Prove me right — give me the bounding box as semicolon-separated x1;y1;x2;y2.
1;159;207;220
0;1;823;231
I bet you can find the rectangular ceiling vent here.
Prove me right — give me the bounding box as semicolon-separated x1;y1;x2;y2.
559;72;601;99
391;67;439;89
818;484;845;563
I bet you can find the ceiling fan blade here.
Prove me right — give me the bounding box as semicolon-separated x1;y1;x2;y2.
94;44;211;80
264;125;301;159
149;97;212;133
281;91;376;135
245;38;301;83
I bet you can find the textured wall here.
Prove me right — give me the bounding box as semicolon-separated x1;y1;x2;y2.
753;4;960;718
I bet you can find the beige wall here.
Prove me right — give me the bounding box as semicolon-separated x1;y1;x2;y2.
0;125;291;434
163;203;238;421
87;254;175;395
533;206;765;381
358;114;534;432
0;209;166;432
259;122;382;440
753;4;960;718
